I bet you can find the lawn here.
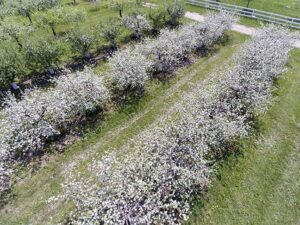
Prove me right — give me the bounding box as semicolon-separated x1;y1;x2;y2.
220;0;300;18
187;49;300;225
0;31;248;225
149;0;300;27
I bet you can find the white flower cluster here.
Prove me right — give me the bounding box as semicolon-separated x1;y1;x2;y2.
108;46;152;95
0;68;109;192
66;127;210;225
142;12;236;73
108;12;235;95
62;26;296;224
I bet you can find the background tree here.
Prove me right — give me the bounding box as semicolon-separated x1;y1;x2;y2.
67;29;95;59
122;13;150;39
148;7;167;34
0;43;26;88
11;0;37;24
165;0;185;27
109;0;129;18
0;19;27;48
24;38;64;73
36;7;85;36
99;18;121;50
245;0;254;8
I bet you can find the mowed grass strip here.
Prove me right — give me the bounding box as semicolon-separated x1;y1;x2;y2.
0;32;248;225
187;49;300;225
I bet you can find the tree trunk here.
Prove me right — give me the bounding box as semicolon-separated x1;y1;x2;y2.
247;0;251;8
51;26;57;36
14;36;23;49
26;13;33;24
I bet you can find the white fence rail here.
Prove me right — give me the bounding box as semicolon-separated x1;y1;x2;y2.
187;0;300;30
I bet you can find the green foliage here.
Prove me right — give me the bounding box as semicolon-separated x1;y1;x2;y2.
35;6;86;36
165;0;185;27
98;17;121;49
0;43;26;88
24;38;64;72
67;29;95;58
148;7;167;33
0;18;29;48
107;0;129;17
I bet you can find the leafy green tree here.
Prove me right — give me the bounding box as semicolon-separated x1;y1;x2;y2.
166;0;185;27
0;43;26;88
24;38;64;73
99;18;121;50
10;0;60;24
148;7;167;34
11;0;37;24
109;0;129;18
0;19;28;48
36;7;85;36
67;29;95;59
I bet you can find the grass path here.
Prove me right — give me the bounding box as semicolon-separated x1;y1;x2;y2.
0;32;248;225
187;49;300;225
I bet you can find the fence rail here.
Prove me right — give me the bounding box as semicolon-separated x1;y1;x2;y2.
186;0;300;30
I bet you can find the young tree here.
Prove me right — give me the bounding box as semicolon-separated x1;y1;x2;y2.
36;7;85;36
98;18;121;50
122;13;150;39
0;19;27;48
165;0;185;27
0;43;26;89
245;0;254;8
67;29;95;60
11;0;37;24
109;0;129;18
148;7;167;34
24;38;64;73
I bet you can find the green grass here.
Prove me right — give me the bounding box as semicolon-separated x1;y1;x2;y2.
220;0;300;18
149;0;300;28
0;32;248;225
187;49;300;225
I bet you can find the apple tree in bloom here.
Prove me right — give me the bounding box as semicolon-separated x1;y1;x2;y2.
60;25;296;224
0;68;110;192
108;46;152;97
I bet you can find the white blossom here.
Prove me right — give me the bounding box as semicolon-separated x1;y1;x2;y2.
61;25;296;224
108;46;152;95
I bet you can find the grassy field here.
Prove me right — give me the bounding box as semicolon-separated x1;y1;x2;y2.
150;0;300;28
187;49;300;225
220;0;300;18
0;32;248;225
